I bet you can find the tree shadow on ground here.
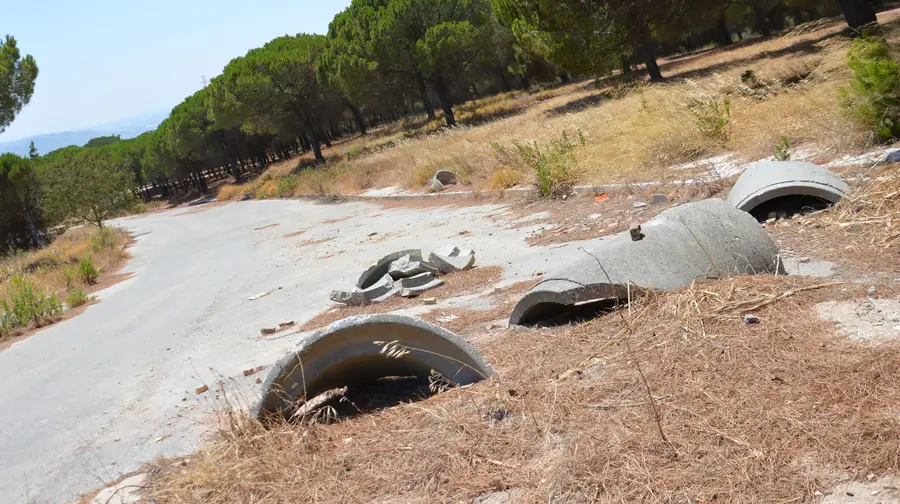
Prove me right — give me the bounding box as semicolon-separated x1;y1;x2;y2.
544;92;608;117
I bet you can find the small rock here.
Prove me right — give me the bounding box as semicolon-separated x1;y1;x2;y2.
260;327;277;336
632;201;647;209
368;232;378;237
255;377;262;384
278;321;296;329
113;437;121;442
867;473;876;481
796;257;811;264
867;285;877;297
243;366;265;377
588;213;602;220
423;297;437;305
650;193;668;204
743;314;761;325
196;384;209;395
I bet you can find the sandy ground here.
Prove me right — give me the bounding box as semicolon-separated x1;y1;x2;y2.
0;198;611;504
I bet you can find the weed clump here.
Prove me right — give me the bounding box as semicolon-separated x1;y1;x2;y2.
1;276;62;334
65;288;93;308
516;130;584;199
78;257;99;285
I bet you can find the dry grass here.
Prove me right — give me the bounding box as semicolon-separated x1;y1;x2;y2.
214;14;900;202
148;271;900;503
0;226;130;300
0;226;131;341
767;163;899;276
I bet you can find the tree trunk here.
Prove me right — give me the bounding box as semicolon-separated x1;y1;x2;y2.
432;76;457;127
620;55;631;75
417;73;436;120
751;0;773;37
348;102;367;136
306;126;324;164
635;15;663;82
520;73;530;90
718;16;733;45
839;0;878;32
499;71;512;92
559;70;571;84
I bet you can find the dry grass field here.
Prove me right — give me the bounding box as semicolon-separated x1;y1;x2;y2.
215;11;900;201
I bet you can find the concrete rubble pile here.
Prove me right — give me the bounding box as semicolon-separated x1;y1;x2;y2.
329;246;475;306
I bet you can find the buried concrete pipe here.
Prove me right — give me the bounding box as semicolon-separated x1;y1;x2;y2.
509;199;783;327
727;161;850;220
253;314;494;421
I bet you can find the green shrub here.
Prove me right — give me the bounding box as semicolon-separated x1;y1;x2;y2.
1;276;62;333
517;129;584;199
62;265;77;291
65;289;93;308
843;37;900;142
78;257;99;285
90;227;118;252
275;174;301;198
773;135;792;161
689;96;731;141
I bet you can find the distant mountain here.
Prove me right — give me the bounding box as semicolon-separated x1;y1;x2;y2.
0;110;169;156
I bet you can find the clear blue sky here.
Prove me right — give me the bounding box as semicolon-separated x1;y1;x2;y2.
0;0;351;142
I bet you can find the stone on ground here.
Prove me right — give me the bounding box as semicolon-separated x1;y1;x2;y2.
89;473;146;504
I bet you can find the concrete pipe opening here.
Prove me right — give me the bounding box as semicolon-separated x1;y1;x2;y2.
746;194;833;221
727;161;849;219
509;199;783;327
253;314;494;422
510;283;631;327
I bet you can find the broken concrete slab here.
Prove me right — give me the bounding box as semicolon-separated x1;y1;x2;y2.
435;245;460;257
428;252;476;274
399;278;445;298
89;473;146;504
509;199;783;326
650;193;668;204
357;249;422;289
398;272;438;289
332;274;397;306
727;161;850;218
430;178;445;193
388;255;440;279
253;314;494;420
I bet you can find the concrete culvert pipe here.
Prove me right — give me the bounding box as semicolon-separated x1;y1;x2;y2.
727;161;850;220
509;199;783;327
253;314;494;421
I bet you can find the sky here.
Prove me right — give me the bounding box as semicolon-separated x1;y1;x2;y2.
0;0;352;142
